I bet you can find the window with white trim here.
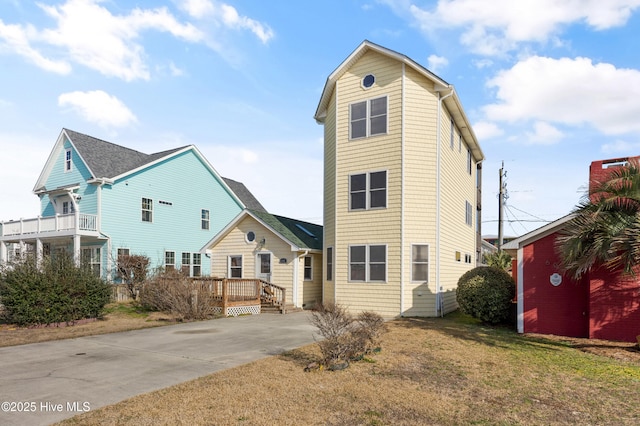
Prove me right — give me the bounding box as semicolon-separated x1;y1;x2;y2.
411;244;429;282
350;96;387;139
65;148;72;172
350;171;387;210
465;201;472;226
181;252;191;275
142;198;153;222
326;247;333;281
467;148;472;175
229;255;242;278
450;119;455;149
193;253;201;277
304;256;312;280
81;247;101;276
201;209;210;230
62;201;75;214
165;251;175;271
116;248;130;279
349;244;387;282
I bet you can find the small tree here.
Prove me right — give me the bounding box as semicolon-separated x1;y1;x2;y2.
117;254;150;300
456;266;515;324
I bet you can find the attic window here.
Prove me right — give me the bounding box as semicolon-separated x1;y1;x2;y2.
64;149;72;172
246;231;256;243
362;74;375;89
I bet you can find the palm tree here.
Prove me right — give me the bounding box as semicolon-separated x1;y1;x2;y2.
557;158;640;279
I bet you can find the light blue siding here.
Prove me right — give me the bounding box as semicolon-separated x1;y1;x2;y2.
100;149;243;276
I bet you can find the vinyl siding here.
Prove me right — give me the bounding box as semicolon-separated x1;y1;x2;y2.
298;252;323;309
332;50;403;317
207;215;302;307
101;149;243;276
323;90;337;304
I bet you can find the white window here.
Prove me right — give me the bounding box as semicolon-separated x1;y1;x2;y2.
165;251;175;271
116;248;130;279
350;96;387;139
467;148;472;175
450;119;455;149
350;171;387;210
229;255;242;278
201;209;210;230
411;244;429;282
465;201;472;226
304;256;312;281
65;148;72;172
326;247;333;281
181;252;191;275
349;244;387;282
193;253;201;277
81;247;101;276
142;198;152;222
62;201;75;214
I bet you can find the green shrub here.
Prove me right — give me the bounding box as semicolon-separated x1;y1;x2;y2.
456;266;515;324
0;255;111;326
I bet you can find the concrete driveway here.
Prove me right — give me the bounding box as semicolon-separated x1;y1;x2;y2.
0;311;317;426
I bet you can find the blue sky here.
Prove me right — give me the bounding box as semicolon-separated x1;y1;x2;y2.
2;0;640;238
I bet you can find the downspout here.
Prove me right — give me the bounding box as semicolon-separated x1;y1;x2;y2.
400;63;406;317
294;249;309;308
436;87;454;317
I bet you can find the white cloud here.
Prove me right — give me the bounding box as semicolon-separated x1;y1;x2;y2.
601;139;640;154
427;54;448;74
178;0;274;43
36;0;203;81
483;56;640;136
472;120;504;140
0;19;71;74
58;90;137;128
525;121;564;145
399;0;640;55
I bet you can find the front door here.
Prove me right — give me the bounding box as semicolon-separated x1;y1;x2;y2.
256;252;272;282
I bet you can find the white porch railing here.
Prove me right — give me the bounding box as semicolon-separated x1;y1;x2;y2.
0;213;98;237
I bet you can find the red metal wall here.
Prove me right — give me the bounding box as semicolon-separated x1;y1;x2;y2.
521;232;589;338
589;268;640;342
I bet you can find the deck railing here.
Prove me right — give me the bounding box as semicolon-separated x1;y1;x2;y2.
0;213;98;237
111;277;287;315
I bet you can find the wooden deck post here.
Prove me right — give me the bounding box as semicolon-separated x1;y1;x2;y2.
222;278;228;316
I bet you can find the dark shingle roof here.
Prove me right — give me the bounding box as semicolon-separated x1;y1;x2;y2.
64;128;185;179
250;209;323;251
223;178;267;213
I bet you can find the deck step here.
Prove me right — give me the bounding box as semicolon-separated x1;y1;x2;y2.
260;304;302;314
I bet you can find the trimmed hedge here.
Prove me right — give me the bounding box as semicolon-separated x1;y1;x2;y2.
0;255;111;326
456;266;515;324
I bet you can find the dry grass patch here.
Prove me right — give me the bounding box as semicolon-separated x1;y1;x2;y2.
0;302;178;347
58;313;640;426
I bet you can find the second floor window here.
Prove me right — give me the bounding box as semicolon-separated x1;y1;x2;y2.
201;209;210;230
350;171;387;210
350;96;387;139
465;200;472;226
142;198;152;222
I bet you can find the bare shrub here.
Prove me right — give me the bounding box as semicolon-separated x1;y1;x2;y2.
116;254;150;300
310;303;385;368
139;271;218;321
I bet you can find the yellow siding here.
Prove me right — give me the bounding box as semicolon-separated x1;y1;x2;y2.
323;90;337;304
207;216;299;306
321;45;481;318
332;50;403;317
299;252;323;309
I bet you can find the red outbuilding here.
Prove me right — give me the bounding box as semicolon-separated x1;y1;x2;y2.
502;158;640;343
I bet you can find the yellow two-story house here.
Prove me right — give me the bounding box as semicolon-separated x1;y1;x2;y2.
314;40;484;317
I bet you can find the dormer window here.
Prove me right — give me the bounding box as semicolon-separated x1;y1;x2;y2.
64;149;72;172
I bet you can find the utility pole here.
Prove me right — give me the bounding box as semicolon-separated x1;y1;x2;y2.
498;161;506;250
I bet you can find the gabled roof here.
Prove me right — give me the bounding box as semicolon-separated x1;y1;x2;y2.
502;213;576;251
63;128;186;180
222;178;267;213
201;209;323;253
314;40;484;161
33;129;262;213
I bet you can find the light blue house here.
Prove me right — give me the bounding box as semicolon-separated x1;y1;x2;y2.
0;128;265;280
